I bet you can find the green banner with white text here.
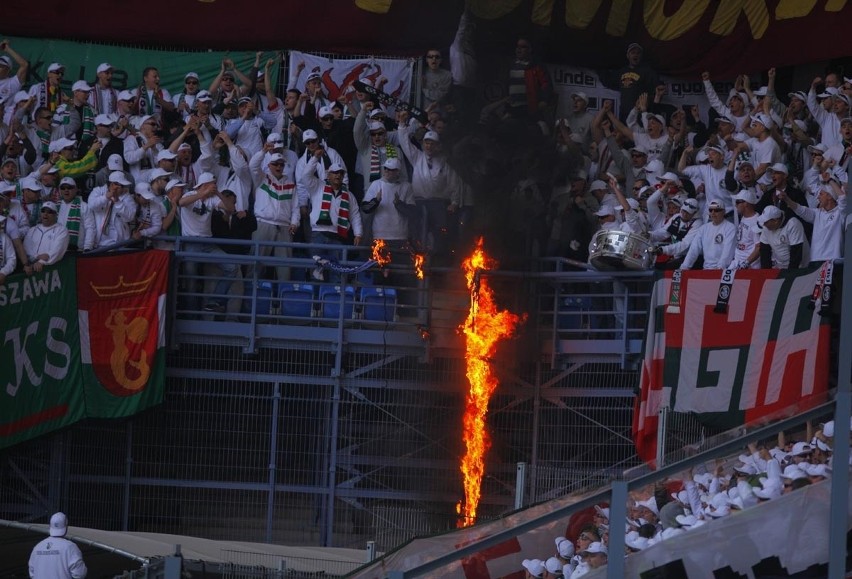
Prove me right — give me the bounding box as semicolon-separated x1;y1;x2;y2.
0;258;85;447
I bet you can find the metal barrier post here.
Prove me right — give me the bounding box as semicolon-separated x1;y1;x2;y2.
514;462;526;510
607;480;628;579
656;406;668;469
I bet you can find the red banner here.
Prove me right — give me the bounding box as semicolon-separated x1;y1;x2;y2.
77;250;169;416
634;266;831;465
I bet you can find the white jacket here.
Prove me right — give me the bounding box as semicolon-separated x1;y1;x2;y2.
29;536;87;579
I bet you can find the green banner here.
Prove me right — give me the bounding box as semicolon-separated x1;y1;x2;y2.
6;35;279;98
0;257;85;447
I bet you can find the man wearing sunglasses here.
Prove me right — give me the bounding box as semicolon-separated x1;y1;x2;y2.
422;49;452;110
28;62;67;113
22;200;68;275
174;72;203;118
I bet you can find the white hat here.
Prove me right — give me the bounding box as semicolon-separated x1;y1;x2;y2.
788;91;807;102
630;145;648;155
135;182;157;200
768;162;788;175
177;143;192;152
118;90;135;101
95;114;113;126
156;150;177;162
49;512;68;537
658;171;681;184
644;159;664;174
521;559;545;577
705;144;725;155
570;91;589;103
148;168;172;182
108;171;131;186
318;105;334;118
643;112;666;126
726;90;747;105
368;121;386;133
267;153;286;164
165;179;187;192
544;557;563;574
781;464;808;480
695;149;709;163
0;56;11;68
72;80;93;92
808;143;829;155
369;107;387;118
49;138;77;153
751;113;772;128
134;115;153;130
708;200;725;211
589;179;607;192
681;198;699;214
195;90;212;102
383;158;401;170
0;181;16;195
758;205;784;226
107;154;124;171
555;536;574;558
41;200;58;213
594;505;610;519
195;172;216;187
581;541;608;555
595;205;614;217
59;177;77;188
302;129;319;142
184;71;199;81
733;189;758;205
714;116;735;125
753;86;769;97
20;176;41;191
423;130;440;142
790;441;813;456
327;162;346;173
266;132;284;144
47;62;65;73
97;62;114;74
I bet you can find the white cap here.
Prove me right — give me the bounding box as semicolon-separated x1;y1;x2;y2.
589;179;608;192
423;130;440;142
733;189;758;205
72;80;93;92
266;132;284;144
165;179;187;192
383;158;401;170
42;200;58;213
595;205;614;217
156;150;177;162
95;114;113;126
753;86;768;97
758;205;784;225
47;62;65;73
118;90;135;101
107;154;124;171
149;168;172;181
59;177;77;188
681;198;699;214
195;90;212;102
97;62;113;74
368;121;386;133
184;71;199;81
328;162;346;173
267;153;285;164
318;105;334;118
20;176;41;191
581;541;608;555
302;129;319;142
49;138;77;153
570;91;589;103
135;182;157;200
49;512;68;537
768;162;788;175
108;171;131;186
195;172;216;187
521;559;545;577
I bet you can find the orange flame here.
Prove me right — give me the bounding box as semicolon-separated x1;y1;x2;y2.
456;238;524;527
371;238;391;268
412;252;425;280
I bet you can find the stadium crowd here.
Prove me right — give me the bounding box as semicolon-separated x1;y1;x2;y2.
0;37;849;311
519;419;848;578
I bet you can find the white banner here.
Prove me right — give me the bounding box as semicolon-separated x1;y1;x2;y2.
287;51;413;113
549;64;739;130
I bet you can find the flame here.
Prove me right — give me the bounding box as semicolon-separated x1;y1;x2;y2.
371;238;391;268
456;238;524;527
412;252;425;280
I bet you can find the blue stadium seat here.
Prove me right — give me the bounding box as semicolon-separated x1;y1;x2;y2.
319;285;356;320
255;281;275;316
361;287;397;322
558;296;591;331
279;283;316;318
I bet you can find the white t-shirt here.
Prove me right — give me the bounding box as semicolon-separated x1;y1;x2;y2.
363;178;415;240
760;218;807;268
179;193;220;238
793;196;847;262
731;213;761;268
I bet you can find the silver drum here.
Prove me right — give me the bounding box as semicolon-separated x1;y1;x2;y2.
589;230;653;271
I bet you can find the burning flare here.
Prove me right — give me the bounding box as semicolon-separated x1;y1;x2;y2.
371;238;391;268
456;238;524;527
412;252;425;280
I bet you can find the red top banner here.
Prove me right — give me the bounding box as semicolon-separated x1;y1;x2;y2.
471;0;852;78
